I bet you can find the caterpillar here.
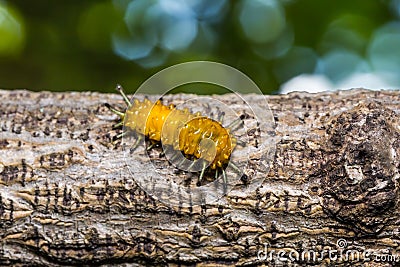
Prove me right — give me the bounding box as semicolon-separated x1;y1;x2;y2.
106;85;237;186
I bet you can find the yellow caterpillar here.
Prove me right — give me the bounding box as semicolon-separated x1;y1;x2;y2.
107;85;236;184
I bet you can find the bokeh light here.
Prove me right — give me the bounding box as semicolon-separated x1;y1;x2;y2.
78;2;119;53
0;0;399;93
252;24;294;60
318;49;369;83
238;0;286;44
0;3;24;56
390;0;400;18
273;46;318;83
112;0;227;68
318;14;373;55
368;22;400;85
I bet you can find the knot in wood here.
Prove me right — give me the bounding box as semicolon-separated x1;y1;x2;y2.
319;103;400;234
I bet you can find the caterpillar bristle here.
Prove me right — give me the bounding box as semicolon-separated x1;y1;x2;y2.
227;117;244;131
104;103;125;118
113;121;124;128
218;111;225;122
235;139;246;147
115;84;131;107
197;161;207;186
222;169;227;193
112;131;125;144
229;162;242;174
130;135;144;153
116;131;127;139
146;142;159;151
169;152;180;163
188;161;196;171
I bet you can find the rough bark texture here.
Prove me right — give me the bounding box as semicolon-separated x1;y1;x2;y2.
1;89;400;266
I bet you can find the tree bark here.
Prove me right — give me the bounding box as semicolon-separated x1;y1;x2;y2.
1;89;400;266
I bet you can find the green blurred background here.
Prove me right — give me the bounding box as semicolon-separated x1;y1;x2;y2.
0;0;399;94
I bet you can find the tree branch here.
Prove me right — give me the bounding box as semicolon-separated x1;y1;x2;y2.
1;89;399;266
